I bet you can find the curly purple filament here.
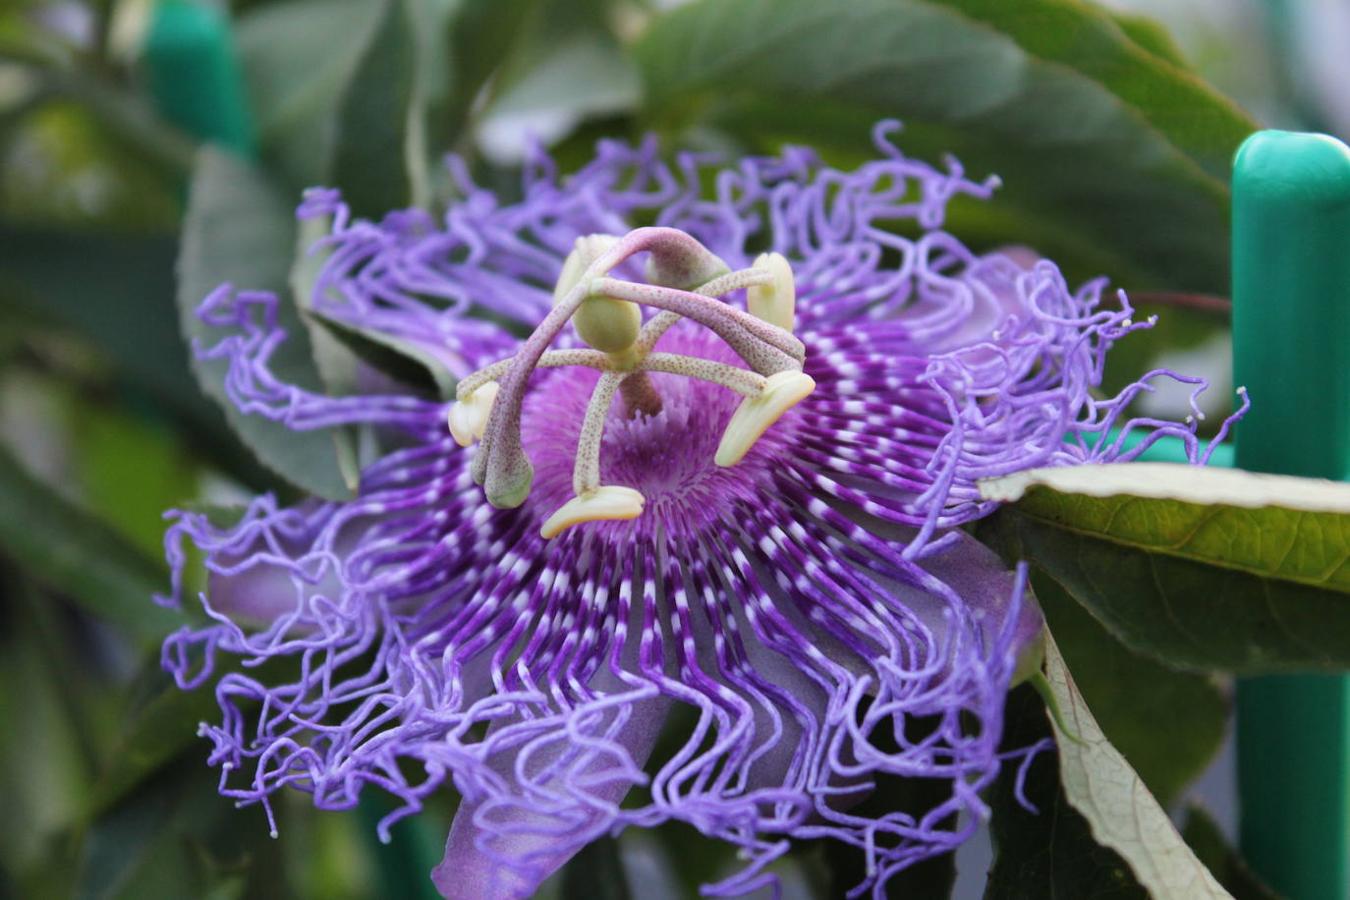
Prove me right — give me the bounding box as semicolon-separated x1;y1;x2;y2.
159;122;1228;899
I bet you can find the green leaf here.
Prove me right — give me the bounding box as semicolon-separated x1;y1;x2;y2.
0;224;208;417
332;0;418;216
635;0;1259;291
86;653;299;820
1033;573;1227;806
979;463;1350;672
1041;632;1231;898
75;757;288;900
1107;9;1192;69
1180;805;1285;900
985;684;1150;899
178;147;353;501
0;444;177;640
560;834;631;900
234;0;387;190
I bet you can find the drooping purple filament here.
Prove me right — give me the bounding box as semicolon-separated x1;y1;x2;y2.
160;122;1231;899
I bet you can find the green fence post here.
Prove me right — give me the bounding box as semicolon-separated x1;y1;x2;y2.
1233;129;1350;900
142;0;255;156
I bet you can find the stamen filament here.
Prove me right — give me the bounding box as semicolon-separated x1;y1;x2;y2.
457;350;611;399
592;277;801;376
641;353;765;398
574;372;625;496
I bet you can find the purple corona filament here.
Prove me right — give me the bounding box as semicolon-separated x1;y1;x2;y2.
159;122;1240;899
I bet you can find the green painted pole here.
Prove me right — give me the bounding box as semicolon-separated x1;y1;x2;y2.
1233;130;1350;900
142;0;255;156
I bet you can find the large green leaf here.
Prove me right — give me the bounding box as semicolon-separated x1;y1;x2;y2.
979;463;1350;672
1034;574;1227;807
1041;633;1230;898
178;148;352;500
0;445;177;640
634;0;1258;291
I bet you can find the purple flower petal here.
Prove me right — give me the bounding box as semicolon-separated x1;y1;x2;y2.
160;122;1234;897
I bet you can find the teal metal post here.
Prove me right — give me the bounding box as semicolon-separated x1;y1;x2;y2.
1233;130;1350;900
143;0;255;156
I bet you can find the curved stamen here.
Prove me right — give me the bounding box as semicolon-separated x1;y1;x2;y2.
592;276;805;369
474;228;737;507
459;226;810;526
640;353;765;398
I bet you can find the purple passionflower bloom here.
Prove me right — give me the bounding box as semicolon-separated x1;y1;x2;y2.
160;123;1233;898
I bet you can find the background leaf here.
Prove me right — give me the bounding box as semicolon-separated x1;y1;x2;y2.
635;0;1259;291
1180;805;1285;900
0;444;177;639
985;683;1150;899
177;147;352;500
331;0;418;216
1033;573;1227;807
979;463;1350;672
1041;632;1230;899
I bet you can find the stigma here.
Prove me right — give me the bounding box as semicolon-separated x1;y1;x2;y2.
448;227;815;538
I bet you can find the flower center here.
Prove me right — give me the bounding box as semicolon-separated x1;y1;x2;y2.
519;325;806;537
448;227;816;539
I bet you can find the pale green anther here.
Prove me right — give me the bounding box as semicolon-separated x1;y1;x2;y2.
746;252;796;332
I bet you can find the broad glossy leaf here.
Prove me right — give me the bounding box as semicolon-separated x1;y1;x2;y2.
979;463;1350;672
1042;634;1230;899
635;0;1258;291
0;445;177;640
1180;805;1284;900
1033;573;1226;806
178;148;352;500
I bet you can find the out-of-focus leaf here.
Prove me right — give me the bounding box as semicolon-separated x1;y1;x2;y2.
1041;633;1230;898
332;0;418;216
178;147;352;500
234;0;386;189
561;834;630;900
1033;573;1227;807
0;223;208;416
978;463;1350;672
1107;9;1192;69
476;1;638;160
985;684;1149;898
0;444;176;639
85;672;222;819
635;0;1259;291
75;757;289;900
1180;805;1285;900
0;602;93;881
434;0;543;150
